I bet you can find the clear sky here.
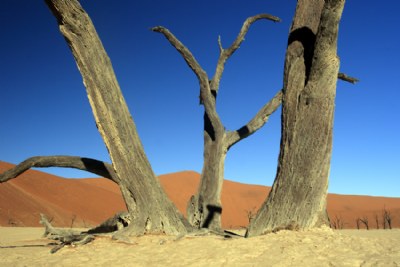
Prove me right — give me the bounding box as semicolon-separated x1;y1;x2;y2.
1;1;399;197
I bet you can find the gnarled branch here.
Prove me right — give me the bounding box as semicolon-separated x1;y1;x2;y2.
0;156;118;183
211;14;281;91
226;90;283;149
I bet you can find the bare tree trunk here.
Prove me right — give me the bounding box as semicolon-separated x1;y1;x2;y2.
44;0;191;236
360;217;369;230
375;214;379;229
383;207;393;230
247;0;345;237
187;125;227;230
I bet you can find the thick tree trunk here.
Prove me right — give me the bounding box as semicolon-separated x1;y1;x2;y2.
247;0;345;237
45;0;191;236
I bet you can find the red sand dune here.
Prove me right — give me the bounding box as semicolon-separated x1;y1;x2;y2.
0;161;399;229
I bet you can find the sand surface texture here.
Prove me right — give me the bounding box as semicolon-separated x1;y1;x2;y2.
0;227;399;266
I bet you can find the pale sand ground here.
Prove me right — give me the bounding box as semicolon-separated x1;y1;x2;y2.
0;227;399;266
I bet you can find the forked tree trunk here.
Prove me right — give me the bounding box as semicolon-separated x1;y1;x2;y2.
45;0;191;236
247;0;345;237
153;15;282;231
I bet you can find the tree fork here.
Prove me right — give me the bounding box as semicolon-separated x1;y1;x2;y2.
154;14;282;230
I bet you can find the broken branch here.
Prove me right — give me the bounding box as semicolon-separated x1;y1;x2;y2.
338;72;359;84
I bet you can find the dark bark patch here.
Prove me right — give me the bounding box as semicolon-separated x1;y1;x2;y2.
202;205;222;228
288;27;316;83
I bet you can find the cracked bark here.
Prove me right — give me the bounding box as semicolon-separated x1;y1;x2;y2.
42;0;192;236
247;0;346;237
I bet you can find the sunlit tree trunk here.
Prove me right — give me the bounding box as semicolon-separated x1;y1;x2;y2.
44;0;192;237
247;0;345;237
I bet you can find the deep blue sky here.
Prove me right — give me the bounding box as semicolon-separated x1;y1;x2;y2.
1;1;399;197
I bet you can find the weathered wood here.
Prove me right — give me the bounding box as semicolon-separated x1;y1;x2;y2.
0;156;118;183
85;211;131;234
226;90;283;148
154;14;282;231
40;214;95;253
247;0;346;237
338;72;359;84
45;0;191;236
40;212;132;253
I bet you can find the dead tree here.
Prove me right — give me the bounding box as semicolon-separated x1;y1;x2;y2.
247;0;351;236
375;214;379;229
0;0;357;237
331;215;345;229
360;217;369;230
0;0;192;237
383;207;392;230
153;15;282;231
356;218;361;230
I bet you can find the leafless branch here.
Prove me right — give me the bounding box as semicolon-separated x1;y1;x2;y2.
217;35;223;54
40;213;94;253
152;26;220;129
338;72;359;84
211;14;280;91
226;90;282;148
383;207;393;230
0;156;118;183
153;14;281;137
245;206;257;224
151;26;208;84
331;214;345;229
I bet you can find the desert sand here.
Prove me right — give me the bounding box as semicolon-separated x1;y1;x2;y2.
1;161;400;265
0;226;399;266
